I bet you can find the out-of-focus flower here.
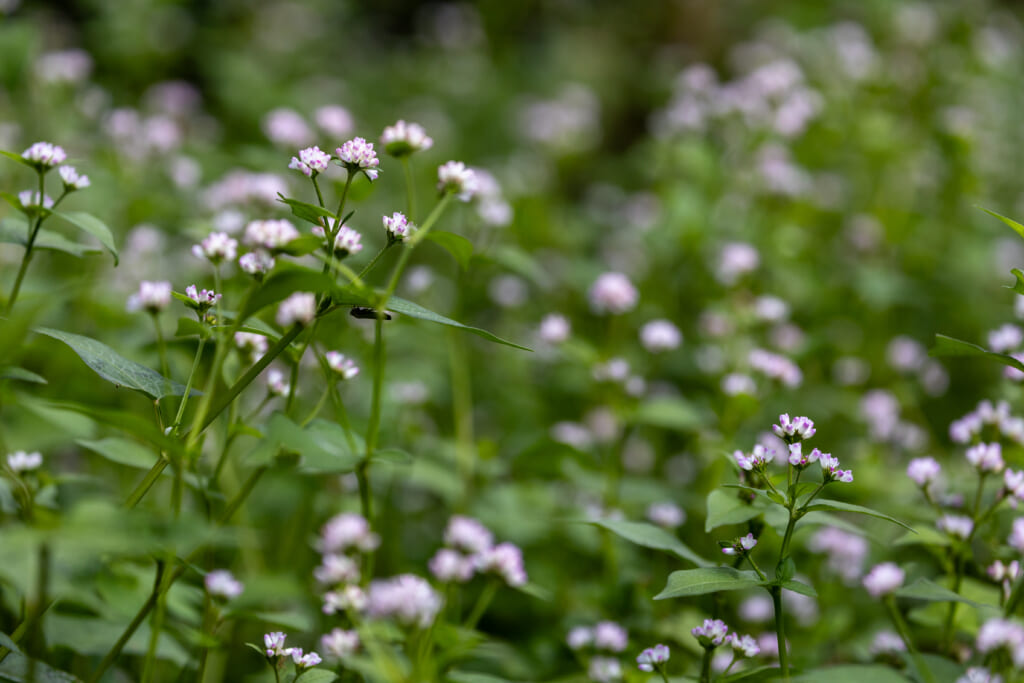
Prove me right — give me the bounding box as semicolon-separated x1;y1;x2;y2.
35;49;92;84
204;569;243;599
976;618;1024;668
290;648;322;669
749;349;802;387
266;369;290;397
589;272;638;315
315;106;354;139
263;108;313;147
567;626;593;650
326;352;359;380
18;191;54;210
956;667;1003;683
437;161;477;201
322;585;367;614
966;443;1004;473
477;542;528;587
336;137;380;181
276;292;317;327
907;457;941;488
870;631;906;656
538;314;571;344
588;656;622;683
808;527;868;583
444;516;493;554
381;120;433;156
640;319;682;352
239;250;275;277
234;332;268;361
58;166;90;190
382;212;412;241
320;512;380;554
937;515;974;540
191;231;238;264
22;142;66;169
636;644;669;672
593;621;628;652
6;451;42;473
989;324;1024;353
127;280;172;313
862;562;905;597
314;554;360;586
726;633;760;658
429;548;475;583
366;574;442;627
647;502;685;529
321;628;359;660
716;242;759;285
244;219;300;251
289;146;332;177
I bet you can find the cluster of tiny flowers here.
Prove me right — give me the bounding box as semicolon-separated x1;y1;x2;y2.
567;622;628;653
320;628;360;660
734;444;775;472
989;324;1024;353
58;166;90;190
808;527;868;583
989;560;1021;601
748;349;802;387
127;280;172;313
907;457;941;489
266;368;289;397
966;443;1004;473
588;657;623;683
239;250;275;277
635;644;669;672
262;631;322;669
646;502;685;529
185;285;222;310
22;141;66;168
639;319;682;352
430;515;527;586
691;619;729;647
380;120;433;156
437;160;478;201
192;231;238;264
976;618;1024;668
325;352;359;380
1007;518;1024;552
786;443;823;468
6;451;43;473
276;292;316;327
320;224;365;256
1004;469;1024;507
538;314;571;345
589;272;638;315
870;631;906;657
772;414;816;443
244;219;300;251
317;513;377;616
382;212;412;241
950;400;1024;445
862;562;905;598
288;146;331;177
335;137;380;180
234;332;268;363
957;668;1002;683
320;512;380;554
204;569;243;600
937;514;974;540
818;452;854;483
18;191;54;210
721;533;757;556
365;574;442;628
726;633;761;658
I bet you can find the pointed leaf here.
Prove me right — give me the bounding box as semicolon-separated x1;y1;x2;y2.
781;579;817;598
981;207;1024;241
52;211;118;264
278;234;325;256
793;666;909;683
654;567;761;599
1010;269;1024;296
894;578;988;607
803;499;914;531
426;230;474;270
77;437;160;470
240;266;337;321
35;327;192;400
0;366;46;383
0;149;38;170
277;194;335;227
930;334;1024;373
386;296;531;351
587;518;711;567
705;489;764;532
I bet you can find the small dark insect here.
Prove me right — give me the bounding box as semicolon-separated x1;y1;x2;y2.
350;306;392;320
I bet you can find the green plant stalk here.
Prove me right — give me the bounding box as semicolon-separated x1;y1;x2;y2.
5;172;56;314
25;543;48;683
885;595;937;683
699;648;713;683
195;596;214;683
379;192;453;308
324;171;355;278
124;455;171;509
171;338;206;434
771;586;789;681
140;559;168;683
88;467;268;682
942;472;989;649
301;385;331;427
655;664;670;683
357;243;394;281
358;315;385;522
286;321;319;414
448;327;475;498
463;579;500;630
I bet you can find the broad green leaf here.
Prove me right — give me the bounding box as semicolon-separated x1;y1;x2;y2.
894;578;988;607
0;148;38;170
53;211;118;264
37;401;183;457
587;519;710;567
781;579;817;598
654;567;761;599
35;327;191;400
277;194;336;226
427;230;474;270
77;437;160;470
0;630;80;682
447;671;514;683
720;665;782;682
240;266;337;321
793;666;909;682
0;366;46;383
894;527;950;548
386;296;531;351
0;218;101;257
294;671;339;683
705;489;763;532
631;397;704;431
804;499;914;531
263;415;361;473
929;334;1024;373
981;207;1024;241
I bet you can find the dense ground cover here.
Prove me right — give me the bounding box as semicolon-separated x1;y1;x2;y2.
5;1;1024;681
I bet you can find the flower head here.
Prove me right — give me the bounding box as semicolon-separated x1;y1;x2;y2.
244;219;300;251
429;548;475;583
239;250;275;278
907;457;941;488
381;120;433;157
6;451;43;473
966;443;1004;473
444;515;493;554
276;292;316;327
22;141;66;169
819;453;853;483
538;314;571;344
646;502;685;529
58;166;90;190
721;533;758;556
588;657;623;683
476;542;528;587
335;137;380;181
726;633;760;658
204;569;243;599
787;443;823;468
321;628;360;660
734;444;775;472
264;631;289;658
127;280;172;314
589;272;638;315
290;648;322;669
314;554;360;586
191;231;238;264
185;285;222;312
289;145;331;177
437;161;478;201
325;351;359;380
320;512;380;554
937;514;974;540
640;319;682;352
592;621;628;652
322;585;367;614
772;414;816;443
691;619;729;648
18;191;54;210
567;626;593;650
636;644;670;672
366;574;442;627
862;562;905;598
382;212;413;241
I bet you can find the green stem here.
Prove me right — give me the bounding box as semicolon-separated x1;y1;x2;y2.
380;193;453;307
5;173;48;314
360;316;386;522
357;244;394;281
886;596;937;683
25;543;48;683
699;648;713;683
746;553;767;582
771;587;789;681
301;385;331;427
140;559;167;683
195;597;214;683
171;338;206;433
463;579;499;630
312;175;326;209
286;321;319;414
124;458;170;509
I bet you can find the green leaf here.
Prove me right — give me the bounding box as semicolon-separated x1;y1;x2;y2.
294;671;339;683
386;297;531;351
277;194;336;226
981;207;1024;241
654;567;761;599
447;671;515;683
587;519;710;567
77;437;160;470
174;317;211;340
929;334;1024;373
0;366;46;383
1009;268;1024;296
631;397;704;431
52;211;118;264
894;578;988;607
781;579;817;598
263;415;361;473
0;149;39;170
705;489;764;532
803;499;915;531
484;245;553;289
792;666;910;683
0;632;81;682
894;527;951;548
279;234;326;256
427;231;474;270
0;217;101;257
35;327;192;400
240;266;337;321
